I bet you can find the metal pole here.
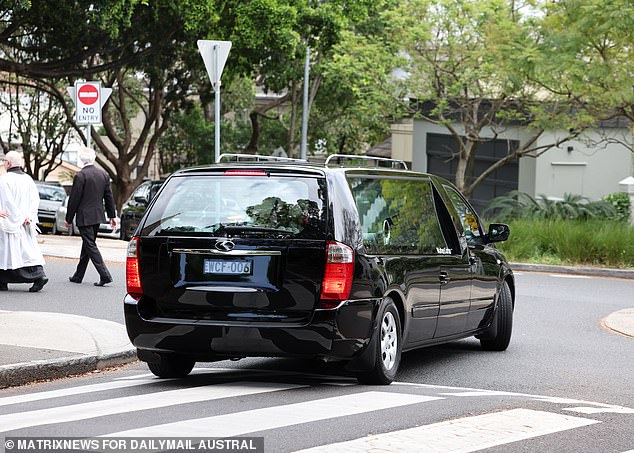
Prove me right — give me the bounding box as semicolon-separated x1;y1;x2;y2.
86;126;91;148
300;46;310;160
214;45;221;163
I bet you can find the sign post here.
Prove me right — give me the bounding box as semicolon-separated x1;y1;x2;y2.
67;82;112;147
197;40;231;162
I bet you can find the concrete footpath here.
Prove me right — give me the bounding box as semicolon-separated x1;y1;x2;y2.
0;235;633;389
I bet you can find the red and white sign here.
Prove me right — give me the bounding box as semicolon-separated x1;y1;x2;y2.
74;81;102;124
77;84;99;105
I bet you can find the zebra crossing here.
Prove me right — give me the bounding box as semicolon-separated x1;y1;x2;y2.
0;367;632;452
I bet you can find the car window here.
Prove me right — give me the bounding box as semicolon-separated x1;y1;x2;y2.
349;177;448;255
142;174;327;239
443;185;484;246
38;185;66;202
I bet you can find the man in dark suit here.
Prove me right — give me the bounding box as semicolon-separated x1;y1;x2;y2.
65;146;117;286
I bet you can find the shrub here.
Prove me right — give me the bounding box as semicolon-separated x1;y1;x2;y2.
485;191;617;221
603;192;631;222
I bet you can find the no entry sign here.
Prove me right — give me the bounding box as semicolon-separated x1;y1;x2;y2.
74;81;102;124
78;84;99;105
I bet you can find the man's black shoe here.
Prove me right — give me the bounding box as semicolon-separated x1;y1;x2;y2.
69;276;82;284
0;283;7;291
94;278;113;287
29;277;49;293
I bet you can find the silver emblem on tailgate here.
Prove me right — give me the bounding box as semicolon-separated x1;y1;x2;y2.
215;239;235;252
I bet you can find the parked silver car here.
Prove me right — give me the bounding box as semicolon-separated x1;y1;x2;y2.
53;195;121;239
35;182;66;233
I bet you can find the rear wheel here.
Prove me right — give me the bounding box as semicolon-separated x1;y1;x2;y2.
480;281;513;351
356;297;402;385
147;354;195;378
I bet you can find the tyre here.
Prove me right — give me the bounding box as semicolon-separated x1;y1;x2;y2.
480;280;513;351
356;297;402;385
147;354;195;378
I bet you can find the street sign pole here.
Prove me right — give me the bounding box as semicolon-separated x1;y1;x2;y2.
214;44;221;163
300;46;310;160
197;40;231;163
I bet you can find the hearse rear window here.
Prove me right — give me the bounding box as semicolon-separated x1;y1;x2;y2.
141;174;327;239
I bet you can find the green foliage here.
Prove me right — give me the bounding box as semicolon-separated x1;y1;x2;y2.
603;192;631;222
485;191;618;221
496;218;634;268
157;105;212;175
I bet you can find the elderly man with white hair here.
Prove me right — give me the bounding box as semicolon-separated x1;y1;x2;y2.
0;150;49;292
65;146;116;286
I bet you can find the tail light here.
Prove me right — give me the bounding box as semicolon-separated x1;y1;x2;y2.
126;237;143;300
319;241;354;308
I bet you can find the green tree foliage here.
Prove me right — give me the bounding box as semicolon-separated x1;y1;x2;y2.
536;0;634;127
211;0;400;156
384;0;594;198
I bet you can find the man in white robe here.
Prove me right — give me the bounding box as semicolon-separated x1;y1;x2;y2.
0;151;48;292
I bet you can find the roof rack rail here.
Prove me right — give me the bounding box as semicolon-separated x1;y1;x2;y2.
216;153;307;163
324;154;408;170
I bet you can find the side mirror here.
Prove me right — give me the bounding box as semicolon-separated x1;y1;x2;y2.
134;195;149;204
487;223;510;243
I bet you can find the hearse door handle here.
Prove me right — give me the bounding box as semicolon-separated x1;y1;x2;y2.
439;271;450;285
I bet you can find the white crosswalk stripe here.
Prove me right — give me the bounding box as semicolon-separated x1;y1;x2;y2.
0;378;162;408
294;408;600;453
1;371;627;452
0;382;302;433
104;391;442;437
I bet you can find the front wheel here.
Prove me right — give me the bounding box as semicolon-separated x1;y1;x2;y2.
480;281;513;351
356;297;402;385
147;354;195;378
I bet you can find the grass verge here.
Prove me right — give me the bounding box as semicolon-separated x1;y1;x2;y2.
494;219;634;269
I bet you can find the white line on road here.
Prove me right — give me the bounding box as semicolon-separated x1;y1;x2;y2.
294;408;600;453
104;392;442;437
549;274;591;279
0;382;302;433
0;378;163;408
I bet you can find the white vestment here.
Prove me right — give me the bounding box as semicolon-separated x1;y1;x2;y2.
0;171;45;270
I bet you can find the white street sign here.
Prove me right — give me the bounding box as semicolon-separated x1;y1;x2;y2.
67;86;112;109
74;81;103;124
66;82;113;146
197;40;232;90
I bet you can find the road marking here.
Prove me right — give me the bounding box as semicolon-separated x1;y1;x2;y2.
564;406;634;414
0;378;163;408
0;382;302;433
395;381;634;413
549;274;591;279
294;408;600;453
104;392;442;437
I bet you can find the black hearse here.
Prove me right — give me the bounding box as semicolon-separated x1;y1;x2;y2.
124;154;514;384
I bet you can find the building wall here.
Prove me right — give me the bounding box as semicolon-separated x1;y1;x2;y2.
390;120;413;164
534;129;633;200
407;119;633;201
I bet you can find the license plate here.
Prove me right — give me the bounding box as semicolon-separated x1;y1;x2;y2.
204;259;252;275
41;222;54;228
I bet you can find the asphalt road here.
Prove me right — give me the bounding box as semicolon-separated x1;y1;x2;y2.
1;256;126;324
1;266;632;452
